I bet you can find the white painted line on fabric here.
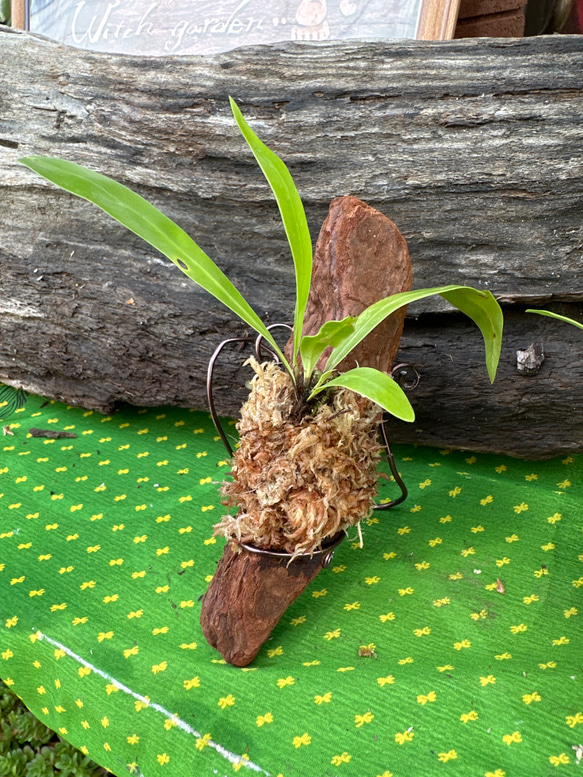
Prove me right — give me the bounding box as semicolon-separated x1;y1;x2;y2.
36;630;269;775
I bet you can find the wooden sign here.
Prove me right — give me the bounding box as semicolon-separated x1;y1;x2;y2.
11;0;459;53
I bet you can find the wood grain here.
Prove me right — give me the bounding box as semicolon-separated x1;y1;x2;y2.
1;29;582;457
418;0;461;38
9;0;25;28
200;543;328;666
286;195;413;373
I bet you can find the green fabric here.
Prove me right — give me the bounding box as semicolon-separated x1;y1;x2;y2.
0;396;582;777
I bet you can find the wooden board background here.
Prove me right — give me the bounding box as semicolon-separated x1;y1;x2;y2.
1;28;582;458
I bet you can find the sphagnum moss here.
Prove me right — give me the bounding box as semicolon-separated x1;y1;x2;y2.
216;358;383;557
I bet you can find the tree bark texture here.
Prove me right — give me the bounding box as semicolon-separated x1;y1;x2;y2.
200;542;334;666
284;195;413;373
1;29;582;458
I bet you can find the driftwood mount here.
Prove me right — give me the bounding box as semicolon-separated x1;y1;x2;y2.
1;29;583;458
201;197;412;666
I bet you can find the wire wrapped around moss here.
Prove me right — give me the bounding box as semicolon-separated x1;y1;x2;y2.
215;358;383;559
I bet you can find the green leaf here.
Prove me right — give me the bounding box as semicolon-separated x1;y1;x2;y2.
19;155;291;374
324;285;503;383
313;367;415;422
0;385;28;420
440;287;503;383
299;316;357;380
229;98;312;366
526;309;583;330
0;0;10;23
311;368;337;393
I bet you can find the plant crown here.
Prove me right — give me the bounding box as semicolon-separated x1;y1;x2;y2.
20;98;503;422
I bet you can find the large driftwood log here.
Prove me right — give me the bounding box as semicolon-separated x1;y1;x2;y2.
1;29;583;457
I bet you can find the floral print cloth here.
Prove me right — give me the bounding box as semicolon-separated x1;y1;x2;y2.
1;396;582;777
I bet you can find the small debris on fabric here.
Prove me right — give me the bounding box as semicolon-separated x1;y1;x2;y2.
29;428;77;439
3;425;14;436
496;578;506;594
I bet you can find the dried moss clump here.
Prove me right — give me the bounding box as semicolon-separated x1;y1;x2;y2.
215;358;383;557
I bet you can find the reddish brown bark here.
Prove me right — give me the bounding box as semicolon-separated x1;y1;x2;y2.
200;544;328;666
288;195;413;373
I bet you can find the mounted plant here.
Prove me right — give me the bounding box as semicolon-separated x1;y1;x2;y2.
20;98;503;665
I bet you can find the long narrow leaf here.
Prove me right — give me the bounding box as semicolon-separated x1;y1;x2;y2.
299;316;356;381
527;309;583;330
325;285;503;383
230;98;312;365
312;367;415;422
439;287;503;383
19;155;290;372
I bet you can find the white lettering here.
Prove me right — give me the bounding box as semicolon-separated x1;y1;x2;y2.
163;0;266;52
166;19;188;51
212;0;252;34
135;3;157;36
71;0;120;45
247;17;264;31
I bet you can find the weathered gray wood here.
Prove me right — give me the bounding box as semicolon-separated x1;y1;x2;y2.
1;29;582;457
390;305;583;459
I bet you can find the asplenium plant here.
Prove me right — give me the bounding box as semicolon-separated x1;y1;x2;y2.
20;98;503;427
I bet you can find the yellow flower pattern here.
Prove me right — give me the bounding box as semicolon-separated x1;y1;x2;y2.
460;711;478;724
395;730;414;744
549;753;570;766
314;692;332;704
354;712;374;727
292;733;311;748
0;404;580;777
521;692;541;706
566;712;583;728
438;750;457;762
502;731;522;745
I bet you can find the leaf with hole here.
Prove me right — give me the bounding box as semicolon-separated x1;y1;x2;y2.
18;154;290;374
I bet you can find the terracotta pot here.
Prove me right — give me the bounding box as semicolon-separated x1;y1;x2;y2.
200;532;345;667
